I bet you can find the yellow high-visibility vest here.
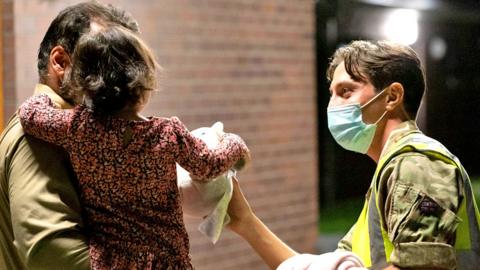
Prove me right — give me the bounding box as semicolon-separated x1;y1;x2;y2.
351;131;480;269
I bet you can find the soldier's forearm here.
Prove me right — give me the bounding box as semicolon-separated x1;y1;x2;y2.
237;215;297;270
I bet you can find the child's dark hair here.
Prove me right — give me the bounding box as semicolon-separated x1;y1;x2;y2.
38;1;139;82
63;26;158;115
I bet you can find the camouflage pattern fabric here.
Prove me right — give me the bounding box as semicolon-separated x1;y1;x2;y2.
338;121;461;269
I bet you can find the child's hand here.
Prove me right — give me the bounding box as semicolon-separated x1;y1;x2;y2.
234;149;251;171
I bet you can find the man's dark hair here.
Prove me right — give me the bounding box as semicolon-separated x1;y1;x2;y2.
327;40;426;119
37;1;139;82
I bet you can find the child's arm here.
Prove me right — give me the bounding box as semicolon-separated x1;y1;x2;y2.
18;94;75;148
171;117;250;181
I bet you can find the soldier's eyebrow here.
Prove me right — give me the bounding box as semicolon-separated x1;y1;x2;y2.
329;80;357;93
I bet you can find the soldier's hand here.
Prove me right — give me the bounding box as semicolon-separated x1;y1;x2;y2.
227;176;255;235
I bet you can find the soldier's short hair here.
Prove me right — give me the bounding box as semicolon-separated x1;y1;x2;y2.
327;40;426;119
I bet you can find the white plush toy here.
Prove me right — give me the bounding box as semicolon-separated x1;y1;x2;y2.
176;122;247;243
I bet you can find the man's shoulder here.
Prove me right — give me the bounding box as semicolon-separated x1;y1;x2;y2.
0;112;69;168
384;131;458;172
384;151;458;184
0;114;26;156
381;151;460;210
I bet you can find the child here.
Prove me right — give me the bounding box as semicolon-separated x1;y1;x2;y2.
19;26;249;270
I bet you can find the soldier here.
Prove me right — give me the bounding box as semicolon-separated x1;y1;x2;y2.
228;40;480;270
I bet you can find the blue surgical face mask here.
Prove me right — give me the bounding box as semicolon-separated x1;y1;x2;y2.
327;88;388;154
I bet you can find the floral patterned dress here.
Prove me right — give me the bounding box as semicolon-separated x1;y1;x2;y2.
18;94;249;270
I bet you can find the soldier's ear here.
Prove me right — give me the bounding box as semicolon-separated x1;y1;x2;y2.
385;82;404;111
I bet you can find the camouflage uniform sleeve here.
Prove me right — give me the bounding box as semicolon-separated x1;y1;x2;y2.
378;152;461;269
336;224;354;251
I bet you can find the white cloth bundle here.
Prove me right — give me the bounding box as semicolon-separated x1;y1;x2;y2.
277;251;366;270
177;122;245;243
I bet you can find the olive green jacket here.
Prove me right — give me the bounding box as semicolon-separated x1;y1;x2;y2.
0;84;90;270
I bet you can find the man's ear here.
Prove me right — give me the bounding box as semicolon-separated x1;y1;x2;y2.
49;45;71;80
385;82;404;111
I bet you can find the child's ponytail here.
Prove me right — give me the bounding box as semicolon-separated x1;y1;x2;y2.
63;25;159;115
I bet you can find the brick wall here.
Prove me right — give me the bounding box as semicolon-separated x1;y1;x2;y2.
7;0;318;269
1;0;14;123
